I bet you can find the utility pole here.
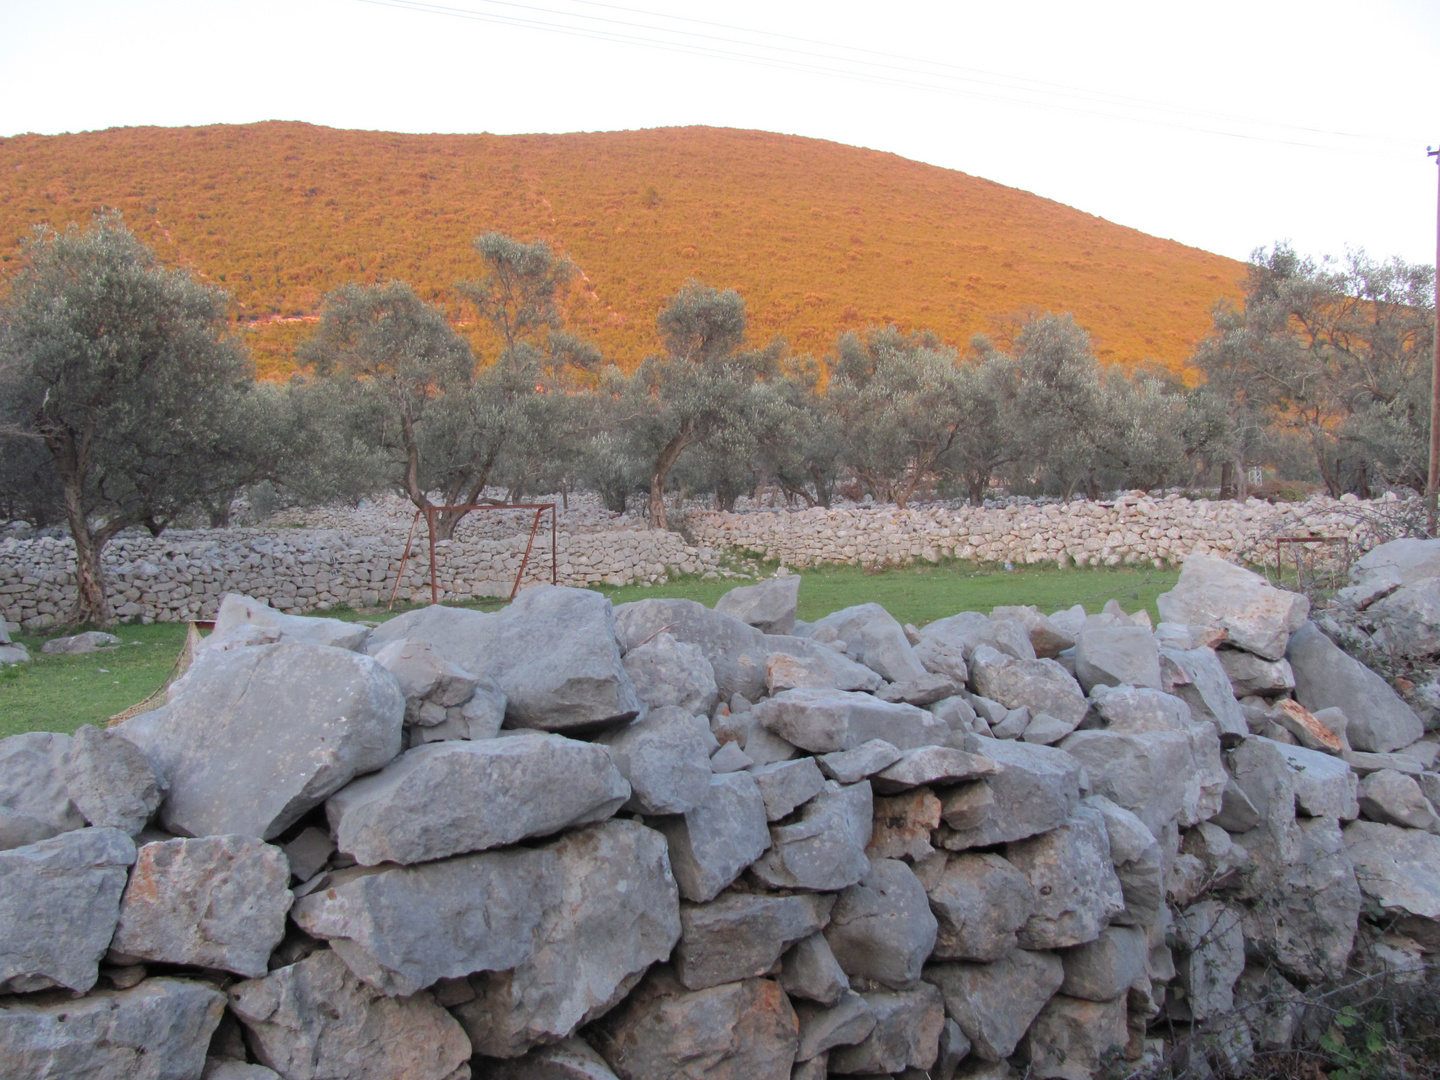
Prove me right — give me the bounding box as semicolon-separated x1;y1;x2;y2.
1429;145;1440;535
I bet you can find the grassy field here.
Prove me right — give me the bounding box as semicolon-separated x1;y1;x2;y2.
0;560;1178;739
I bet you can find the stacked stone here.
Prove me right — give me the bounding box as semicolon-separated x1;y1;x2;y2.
4;556;1439;1079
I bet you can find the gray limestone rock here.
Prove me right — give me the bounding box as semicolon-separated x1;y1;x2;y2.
1160;646;1249;742
0;807;61;852
1059;925;1147;1001
1218;649;1295;697
781;932;851;1005
591;969;799;1080
229;948;472;1080
1073;625;1162;692
1370;579;1440;658
1273;741;1358;819
1172;900;1245;1021
749;757;826;821
1089;684;1191;734
913;637;970;686
925;851;1036;962
868;787;942;860
938;737;1081;848
371;637;478;713
991;605;1075;659
675;891;834;991
112;835;292;977
798;603;929;683
819;739;903;783
923;611;1036;662
328;733;629;865
202;1058;282;1079
824;858;938;988
0;731;85;834
751;780;873;892
969;646;1087;727
62;725;161;835
455;821;682;1057
1083;796;1164;926
794;989;877;1062
213;594;369;650
622;632;719;716
1024;994;1129;1080
878;672;962;707
484;1038;621;1080
0;642;29;665
1287;621;1424;753
372;586;640;732
41;629;122;655
654;770;771;902
827;984;945;1075
1358;769;1440;831
1060;726;1225;836
598;707;713;815
282;827;334;882
0;827;136;994
0;977;225;1080
1007;806;1125;950
926;949;1065;1061
1352;537;1440;586
1157;554;1309;660
871;745;999;793
754;689;949;754
1344;819;1440;948
126;642;404;840
292;844;559;995
715;575;801;635
709;741;752;772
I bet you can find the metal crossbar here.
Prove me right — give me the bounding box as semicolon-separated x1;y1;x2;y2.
388;504;558;610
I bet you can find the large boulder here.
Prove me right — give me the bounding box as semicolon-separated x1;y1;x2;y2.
797;603;928;683
1157;554;1309;660
1060;725;1225;836
123;642;404;840
937;737;1082;849
456;821;683;1057
0;731;85;836
749;757;826;821
111;835;292;977
1160;647;1248;742
715;576;801;635
781;932;852;1005
793;990;877;1062
1344;820;1440;949
925;949;1065;1061
621;632;719;716
751;780;873;892
827;984;945;1075
1006;805;1125;950
1058;925;1147;1001
922;611;1036;662
968;647;1087;728
371;586;641;731
824;858;938;988
598;707;713;816
1172;900;1245;1020
922;851;1036;962
229;948;472;1080
1287;622;1424;753
590;969;799;1080
62;725;161;835
1073;626;1162;692
326;734;629;865
1351;537;1440;587
0;827;135;994
991;605;1075;659
675;892;833;991
214;593;370;650
1024;994;1129;1080
653;771;771;902
0;977;225;1080
753;689;949;753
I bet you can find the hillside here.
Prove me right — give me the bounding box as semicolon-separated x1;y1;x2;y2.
0;122;1244;378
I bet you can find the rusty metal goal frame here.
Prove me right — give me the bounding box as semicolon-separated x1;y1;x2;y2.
387;503;557;610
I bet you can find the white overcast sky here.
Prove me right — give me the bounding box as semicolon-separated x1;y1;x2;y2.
1;0;1436;266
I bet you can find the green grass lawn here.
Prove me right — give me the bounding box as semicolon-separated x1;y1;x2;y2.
1;560;1178;738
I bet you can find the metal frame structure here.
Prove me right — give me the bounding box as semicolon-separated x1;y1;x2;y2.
1274;534;1351;595
388;503;557;609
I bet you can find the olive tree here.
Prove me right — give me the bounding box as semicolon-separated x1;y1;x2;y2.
0;212;252;626
458;233;575;352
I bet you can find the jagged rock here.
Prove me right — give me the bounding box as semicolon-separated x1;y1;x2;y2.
709;742;752;772
1287;621;1424;753
969;646;1087;727
0;977;225;1080
0;827;136;994
798;603;928;683
871;746;999;794
1352;537;1440;586
1370;579;1440;658
0;641;29;665
1274;740;1359;819
675;892;833;991
991;605;1075;659
1007;805;1125;950
938;737;1081;848
654;771;771;902
282;827;334;882
819;739;903;783
869;788;942;860
622;632;719;716
111;835;292;978
1234;966;1307;1052
1157;554;1309;661
781;932;851;1005
202;1058;281;1080
123;642;404;840
827;984;945;1075
754;689;948;754
715;575;801;635
372;587;640;731
1218;650;1295;696
926;949;1065;1061
913;637;970;685
1024;994;1128;1080
1084;796;1164;926
1212;776;1262;832
765;653;838;693
327;734;629;865
1073;626;1162;692
1088;684;1191;733
0;808;61;852
0;731;84;834
412;684;507;744
749;757;826;821
931;695;979;737
590;969;799;1080
751;780;873;892
1269;699;1348;754
922;612;1036;662
372;638;478;717
1358;769;1440;831
230;948;472;1080
62;725;161;835
1172;901;1245;1021
455;821;682;1057
923;851;1036;962
1344;820;1440;948
598;707;713;815
824;859;938;988
484;1038;620;1080
878;673;962;706
1159;646;1248;742
1059;925;1147;1001
292;845;558;995
794;990;877;1061
41;629;122;655
214;593;369;650
1062;723;1225;835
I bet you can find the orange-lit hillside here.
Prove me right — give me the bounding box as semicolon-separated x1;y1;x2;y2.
0;122;1244;378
